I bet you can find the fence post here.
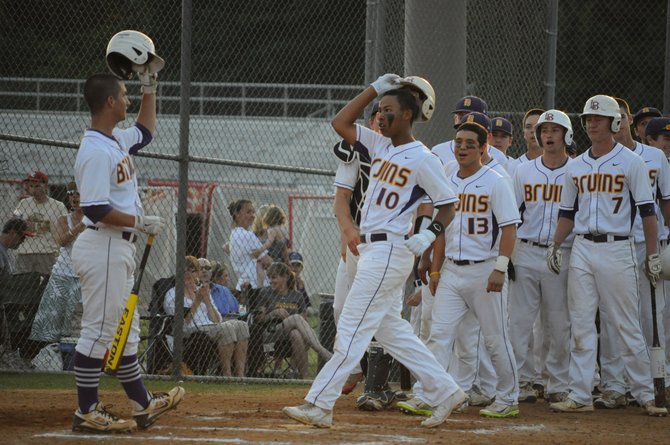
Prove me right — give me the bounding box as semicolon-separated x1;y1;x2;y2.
544;0;559;110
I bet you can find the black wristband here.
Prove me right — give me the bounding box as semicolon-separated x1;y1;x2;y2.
427;221;445;236
413;215;432;235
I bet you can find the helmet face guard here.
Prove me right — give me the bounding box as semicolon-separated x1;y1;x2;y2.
580;95;622;133
535;109;574;147
399;76;436;122
106;30;165;79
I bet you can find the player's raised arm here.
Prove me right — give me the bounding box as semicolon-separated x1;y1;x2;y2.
135;72;157;134
332;74;401;145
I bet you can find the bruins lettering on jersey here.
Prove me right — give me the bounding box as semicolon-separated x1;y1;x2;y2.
523;183;562;203
371;159;411;187
572;173;624;194
455;193;489;213
116;156;135;184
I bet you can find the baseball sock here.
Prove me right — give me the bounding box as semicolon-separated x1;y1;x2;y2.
117;354;150;410
74;352;102;413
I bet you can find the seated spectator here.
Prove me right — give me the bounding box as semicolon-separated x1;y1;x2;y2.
209;261;247;317
0;217;34;275
255;262;332;378
30;181;86;345
288;252;311;311
263;205;290;264
164;256;249;377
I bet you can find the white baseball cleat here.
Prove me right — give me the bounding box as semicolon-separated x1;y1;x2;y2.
282;403;333;428
643;401;668;417
72;402;137;433
550;398;594;413
133;386;185;429
421;388;468;428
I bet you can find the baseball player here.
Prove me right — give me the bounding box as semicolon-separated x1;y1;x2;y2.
645;117;670;160
491;116;514;159
283;74;467;429
633;106;663;143
71;68;184;433
507;108;545;177
404;116;521;418
332;101;390;403
593;98;670;409
509;109;573;405
547;94;667;416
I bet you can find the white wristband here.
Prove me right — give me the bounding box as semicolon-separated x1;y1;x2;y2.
494;255;510;273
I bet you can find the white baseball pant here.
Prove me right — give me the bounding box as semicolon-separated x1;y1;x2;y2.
72;228;138;359
305;239;459;410
509;241;570;394
566;235;655;405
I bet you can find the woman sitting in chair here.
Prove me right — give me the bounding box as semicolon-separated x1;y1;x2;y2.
164;256;249;377
255;262;332;378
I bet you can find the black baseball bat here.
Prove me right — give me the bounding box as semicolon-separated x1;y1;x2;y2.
650;282;667;408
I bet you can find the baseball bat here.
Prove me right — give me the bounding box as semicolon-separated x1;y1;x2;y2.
104;234;156;375
649;282;667;408
399;362;412;391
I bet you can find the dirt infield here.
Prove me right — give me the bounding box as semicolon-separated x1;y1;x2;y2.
1;387;667;444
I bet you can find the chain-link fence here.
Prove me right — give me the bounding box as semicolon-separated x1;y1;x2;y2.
1;0;668;382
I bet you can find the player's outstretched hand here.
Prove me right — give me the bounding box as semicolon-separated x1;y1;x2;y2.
137;69;158;94
645;253;662;286
405;230;436;256
371;73;402;95
546;242;561;274
135;214;166;235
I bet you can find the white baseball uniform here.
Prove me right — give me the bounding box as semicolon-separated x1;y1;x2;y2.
305;124;461;410
560;143;657;405
73;125;149;358
414;165;521;406
598;142;670;393
510;156;573;396
506;153;531;177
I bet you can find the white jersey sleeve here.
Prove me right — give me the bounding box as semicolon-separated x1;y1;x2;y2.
334;158;359;191
76;143;114;206
629;153;655;206
113;126;144;152
490;176;521;227
416;154;458;207
431;140;455;165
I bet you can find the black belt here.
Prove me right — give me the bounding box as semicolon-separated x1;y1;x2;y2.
359;233;409;243
450;259;486;266
87;226;137;243
583;234;628;243
520;239;549;248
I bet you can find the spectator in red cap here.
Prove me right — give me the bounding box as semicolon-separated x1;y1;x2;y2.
0;217;34;275
13;170;68;275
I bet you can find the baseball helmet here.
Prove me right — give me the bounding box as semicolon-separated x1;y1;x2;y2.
534;109;573;147
399;76;436;122
660;246;670;280
106;30;165;80
580;94;622;133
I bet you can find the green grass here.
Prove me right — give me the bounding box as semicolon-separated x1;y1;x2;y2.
0;372;307;393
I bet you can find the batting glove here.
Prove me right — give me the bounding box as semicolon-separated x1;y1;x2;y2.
645;253;662;286
371;73;402;95
546;242;562;274
405;229;436;256
137;70;158;95
135;214;166;235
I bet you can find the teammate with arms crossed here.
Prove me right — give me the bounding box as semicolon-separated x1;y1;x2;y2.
547;95;667;416
509;110;573;404
71;66;183;431
283;74;467;429
406;115;520;418
593;98;670;409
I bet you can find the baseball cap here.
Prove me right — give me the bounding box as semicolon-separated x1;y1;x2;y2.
491;117;513;136
458;112;492;132
24;170;48;184
645;117;670;138
453;96;488;115
288;252;303;265
2;217;35;237
633;107;662;127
